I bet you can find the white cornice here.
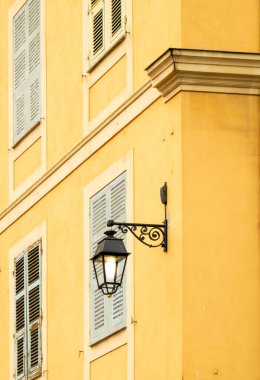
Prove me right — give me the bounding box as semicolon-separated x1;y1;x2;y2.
145;48;260;101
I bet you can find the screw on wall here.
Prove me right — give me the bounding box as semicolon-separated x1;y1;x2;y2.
213;369;219;375
78;350;84;358
131;316;137;324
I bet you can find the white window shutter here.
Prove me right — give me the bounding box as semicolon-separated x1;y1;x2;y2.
27;243;42;378
90;173;127;344
110;0;124;42
13;0;41;144
14;255;27;380
28;0;41;132
109;174;127;331
90;0;105;63
13;4;27;144
88;0;126;67
90;0;99;6
90;191;109;343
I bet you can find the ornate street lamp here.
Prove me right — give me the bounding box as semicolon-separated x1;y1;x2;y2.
91;183;168;296
90;230;130;296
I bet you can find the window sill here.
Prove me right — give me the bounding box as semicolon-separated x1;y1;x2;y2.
90;325;126;347
12;120;41;149
88;327;127;361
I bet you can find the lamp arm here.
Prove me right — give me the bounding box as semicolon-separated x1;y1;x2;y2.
107;219;167;252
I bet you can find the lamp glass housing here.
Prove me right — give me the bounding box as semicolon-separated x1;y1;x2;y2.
91;230;129;296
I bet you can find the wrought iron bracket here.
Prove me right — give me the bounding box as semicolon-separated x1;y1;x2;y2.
107;183;168;252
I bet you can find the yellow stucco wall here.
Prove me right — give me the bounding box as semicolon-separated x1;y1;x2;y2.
0;0;13;211
13;138;42;189
0;0;84;209
46;0;83;168
133;96;183;380
90;345;127;379
0;89;259;380
0;96;183;380
182;93;260;379
0;1;259;380
89;55;126;120
182;0;260;52
133;0;182;90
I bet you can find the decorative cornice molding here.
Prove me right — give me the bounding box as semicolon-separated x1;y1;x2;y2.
145;48;260;101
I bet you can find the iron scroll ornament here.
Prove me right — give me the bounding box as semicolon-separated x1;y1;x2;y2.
107;219;168;252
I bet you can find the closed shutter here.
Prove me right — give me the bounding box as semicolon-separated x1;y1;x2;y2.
13;4;27;143
90;173;127;344
90;190;109;343
13;0;41;144
110;0;124;42
110;175;127;330
27;243;42;378
28;0;41;131
88;0;125;66
14;242;42;379
14;255;27;380
90;0;105;62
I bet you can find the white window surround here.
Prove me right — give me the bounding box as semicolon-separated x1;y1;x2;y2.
8;0;46;203
84;151;134;379
82;0;133;135
9;222;47;380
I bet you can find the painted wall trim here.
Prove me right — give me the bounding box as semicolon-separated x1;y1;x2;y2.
146;48;260;102
83;152;134;379
8;0;47;202
0;82;159;233
83;0;133;135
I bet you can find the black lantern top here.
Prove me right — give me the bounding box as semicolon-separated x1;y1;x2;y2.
91;230;130;296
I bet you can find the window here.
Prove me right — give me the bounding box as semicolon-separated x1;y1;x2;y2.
88;0;126;67
14;241;42;379
13;0;41;144
90;173;127;344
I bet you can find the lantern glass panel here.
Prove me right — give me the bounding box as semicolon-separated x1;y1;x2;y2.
115;255;127;284
104;256;117;283
93;256;105;288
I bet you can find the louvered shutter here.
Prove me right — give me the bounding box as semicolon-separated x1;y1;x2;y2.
110;0;124;42
27;243;42;378
13;4;27;143
14;255;27;380
13;0;41;144
90;190;109;343
90;0;105;62
28;0;41;131
90;173;127;344
90;0;99;6
109;175;127;331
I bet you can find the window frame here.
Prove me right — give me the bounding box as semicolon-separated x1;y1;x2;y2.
9;222;47;380
87;0;126;70
8;0;47;202
14;240;42;380
82;0;133;136
89;172;127;345
83;153;134;378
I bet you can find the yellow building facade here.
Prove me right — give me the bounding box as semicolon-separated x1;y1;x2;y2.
0;0;259;379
